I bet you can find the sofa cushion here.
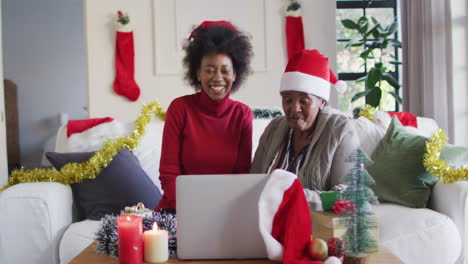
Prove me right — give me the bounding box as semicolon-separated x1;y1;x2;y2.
54;120;165;193
367;117;439;208
373;203;461;264
46;149;161;220
350;117;386;157
59;220;101;264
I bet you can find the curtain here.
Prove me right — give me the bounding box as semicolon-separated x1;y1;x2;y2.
401;0;455;142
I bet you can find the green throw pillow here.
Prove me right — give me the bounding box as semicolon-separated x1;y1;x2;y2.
367;117;467;208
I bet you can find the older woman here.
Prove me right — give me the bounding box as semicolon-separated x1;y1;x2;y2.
251;49;359;210
156;21;254;211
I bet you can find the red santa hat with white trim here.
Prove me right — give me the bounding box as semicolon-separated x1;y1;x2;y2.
259;169;339;264
280;49;347;101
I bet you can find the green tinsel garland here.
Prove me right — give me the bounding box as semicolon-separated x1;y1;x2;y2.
251;108;284;119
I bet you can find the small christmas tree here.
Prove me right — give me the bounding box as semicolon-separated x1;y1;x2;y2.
340;148;379;257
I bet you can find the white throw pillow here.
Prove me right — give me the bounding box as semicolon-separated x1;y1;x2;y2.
374;111;392;130
55;120;164;193
350;117;387;157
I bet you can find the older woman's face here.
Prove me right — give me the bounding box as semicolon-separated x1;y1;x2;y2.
197;53;236;101
281;91;325;132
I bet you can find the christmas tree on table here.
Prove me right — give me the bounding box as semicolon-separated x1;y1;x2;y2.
340;148;379;257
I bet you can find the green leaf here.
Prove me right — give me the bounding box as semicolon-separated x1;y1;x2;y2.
389;60;402;65
371;17;380;28
389;91;403;104
356;75;367;82
346;38;364;48
387;21;398;35
389;39;402;48
372;27;380;39
375;62;383;69
350;41;365;47
380;21;398;38
365;24;380;38
382;39;389;49
360;49;372;60
357;16;369;34
382;72;400;89
351;89;374;102
370;40;381;49
366;68;382;90
342;19;359;30
366;87;382;107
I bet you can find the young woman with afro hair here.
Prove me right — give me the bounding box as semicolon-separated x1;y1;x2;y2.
155;21;254;211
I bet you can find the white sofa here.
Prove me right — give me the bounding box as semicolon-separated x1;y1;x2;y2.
0;116;465;264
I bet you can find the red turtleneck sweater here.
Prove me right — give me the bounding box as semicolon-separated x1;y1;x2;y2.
156;90;253;210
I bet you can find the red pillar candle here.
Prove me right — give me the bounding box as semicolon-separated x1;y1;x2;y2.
118;215;143;264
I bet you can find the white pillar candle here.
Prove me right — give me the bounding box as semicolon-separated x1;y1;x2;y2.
143;223;169;263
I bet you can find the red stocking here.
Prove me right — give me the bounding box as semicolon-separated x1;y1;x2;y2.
113;31;140;101
286;16;305;60
285;1;305;60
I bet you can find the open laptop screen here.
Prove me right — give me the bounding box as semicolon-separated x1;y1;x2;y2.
176;173;270;260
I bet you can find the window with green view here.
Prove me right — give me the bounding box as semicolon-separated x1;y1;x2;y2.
336;0;401;114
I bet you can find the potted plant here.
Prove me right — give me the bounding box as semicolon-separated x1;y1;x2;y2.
341;14;402;109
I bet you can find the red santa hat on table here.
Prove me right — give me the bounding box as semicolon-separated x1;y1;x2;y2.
259;169;328;264
280;49;347;101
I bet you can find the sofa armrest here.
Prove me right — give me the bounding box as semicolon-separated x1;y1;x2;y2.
429;180;468;263
0;182;73;264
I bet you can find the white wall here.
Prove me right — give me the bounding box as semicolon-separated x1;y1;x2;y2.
2;0;87;168
84;0;337;120
451;0;468;147
0;0;7;185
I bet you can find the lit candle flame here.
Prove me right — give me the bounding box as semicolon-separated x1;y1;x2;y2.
153;223;158;231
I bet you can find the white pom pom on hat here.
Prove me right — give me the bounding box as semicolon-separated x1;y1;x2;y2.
334;80;347;94
280;49;347;101
324;256;342;264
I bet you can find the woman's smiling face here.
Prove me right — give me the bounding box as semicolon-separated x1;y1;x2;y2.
281;91;325;132
197;53;236;101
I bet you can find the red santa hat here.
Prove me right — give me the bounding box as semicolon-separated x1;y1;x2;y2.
280;49;347;101
188;20;237;40
259;169;326;264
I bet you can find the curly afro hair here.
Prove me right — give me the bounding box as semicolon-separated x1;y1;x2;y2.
183;23;253;93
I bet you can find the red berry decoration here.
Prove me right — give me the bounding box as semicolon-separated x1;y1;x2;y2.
327;237;345;257
332;199;356;214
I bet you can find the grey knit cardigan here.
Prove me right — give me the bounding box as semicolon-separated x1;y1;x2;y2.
251;107;360;208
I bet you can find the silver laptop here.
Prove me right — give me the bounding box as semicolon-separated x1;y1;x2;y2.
176;173;270;260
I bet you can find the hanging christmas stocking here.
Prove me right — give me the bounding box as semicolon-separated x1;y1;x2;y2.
285;1;305;59
113;11;140;101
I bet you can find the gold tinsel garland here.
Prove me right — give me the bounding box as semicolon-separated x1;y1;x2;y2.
358;105;377;122
0;101;167;191
423;129;468;183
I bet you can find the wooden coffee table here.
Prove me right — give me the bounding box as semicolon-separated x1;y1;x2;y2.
69;241;403;263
